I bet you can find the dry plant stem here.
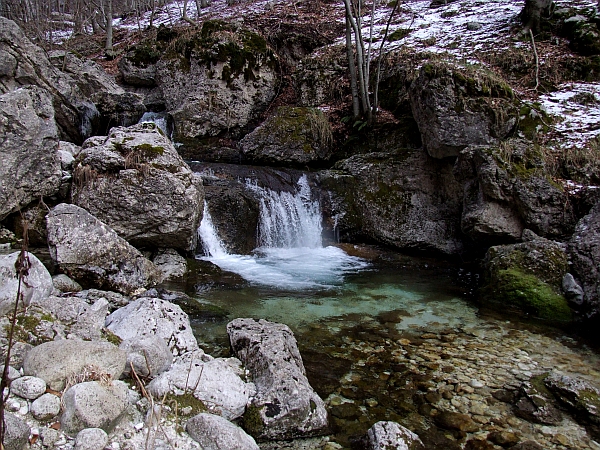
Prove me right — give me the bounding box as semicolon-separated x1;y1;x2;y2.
529;28;539;91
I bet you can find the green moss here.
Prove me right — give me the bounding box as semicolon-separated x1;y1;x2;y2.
167;392;207;415
134;143;165;156
129;43;161;67
518;104;551;140
243;404;265;435
40;313;54;322
492;268;572;322
388;28;411;42
17;315;41;331
102;329;122;346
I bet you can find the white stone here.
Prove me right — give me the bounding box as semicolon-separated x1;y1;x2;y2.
31;393;61;420
185;413;259;450
74;428;109;450
10;375;46;400
366;421;424;450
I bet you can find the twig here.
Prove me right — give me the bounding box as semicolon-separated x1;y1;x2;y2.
529;28;539;92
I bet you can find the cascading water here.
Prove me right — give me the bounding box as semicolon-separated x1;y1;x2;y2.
197;175;367;289
138;112;173;140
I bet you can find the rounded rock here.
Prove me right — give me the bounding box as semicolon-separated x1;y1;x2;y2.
10;375;46;399
74;428;109;450
31;393;61;421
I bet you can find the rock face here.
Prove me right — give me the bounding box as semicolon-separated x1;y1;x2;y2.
0;86;62;220
90;91;146;135
147;349;255;421
105;297;198;356
186;413;260;450
227;318;328;440
240;107;333;167
153;21;278;148
0;17;97;143
568;203;600;320
71;123;203;251
481;231;572;322
46;203;162;294
544;371;600;426
23;340;127;390
321;148;464;255
366;421;425;450
409;62;518;159
0;251;54;316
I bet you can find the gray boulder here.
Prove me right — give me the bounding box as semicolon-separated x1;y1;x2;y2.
118;47;158;87
409;62;518;159
23;340;127;390
240;107;333;166
31;393;62;420
544;371;600;424
0;86;62;220
2;413;30;450
227;318;328;440
0;251;54;316
147;349;255;421
0;17;96;143
515;376;562;425
46;203;162;294
568;203;600;319
120;335;173;378
90;91;146;134
52;274;83;293
152;249;187;280
71;123;203;251
105;297;198;356
74;428;109;450
10;375;46;399
367;421;425;450
186;413;259;450
61;380;129;435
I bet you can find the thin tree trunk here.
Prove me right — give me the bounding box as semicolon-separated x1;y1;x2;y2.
105;0;113;57
374;0;400;116
346;14;360;118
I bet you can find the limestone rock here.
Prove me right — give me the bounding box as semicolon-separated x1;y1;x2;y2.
0;251;53;316
120;335;173;378
71;123;203;251
74;428;109;450
0;86;61;220
366;421;425;450
240;107;333;167
10;375;46;400
147;349;255;421
227;318;328;440
153;249;187;280
52;274;83;293
434;411;478;432
46;203;162;294
0;365;20;382
31;393;61;420
23;340;126;390
10;204;50;247
544;371;600;424
3;413;29;450
409;62;517;159
76;289;130;310
90;91;146;134
61;380;129;435
515;376;562;425
186;413;259;450
105;297;198;356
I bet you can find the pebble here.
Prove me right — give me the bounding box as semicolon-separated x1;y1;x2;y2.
31;393;61;421
470;379;484;388
10;376;46;400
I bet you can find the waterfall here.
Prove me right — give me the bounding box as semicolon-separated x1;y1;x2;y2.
139;112;173;140
198;202;227;257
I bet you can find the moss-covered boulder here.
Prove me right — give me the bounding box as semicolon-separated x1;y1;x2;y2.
409;61;518;159
481;231;572;322
240;106;333;167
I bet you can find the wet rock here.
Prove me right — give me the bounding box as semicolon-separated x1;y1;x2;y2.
366;421;425;450
23;340;126;390
52;274;83;293
46;203;162;294
544;371;600;424
152;249;187;280
227;318;328;440
90;91;146;134
514;376;562;425
119;335;173;378
61;380;129;435
72;123;204;251
434;411;478;432
562;273;584;306
487;430;519;447
105;297;198;356
0;86;62;221
10;375;46;399
74;428;109;450
186;413;260;450
147;349;255;421
31;393;61;420
510;440;544;450
464;439;495;450
0;251;54;316
3;413;30;450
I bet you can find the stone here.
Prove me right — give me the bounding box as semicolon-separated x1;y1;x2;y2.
0;251;53;316
120;335;173;378
562;273;584;306
105;297;198;356
366;421;425;450
90;91;146;134
10;204;49;247
434;411;478;432
10;375;46;399
46;203;162;294
409;61;517;159
3;413;30;450
31;393;61;420
71;123;204;251
185;413;260;450
74;428;109;450
510;441;544;450
152;249;187;280
240;106;333;167
39;428;63;447
118;46;158;87
514;376;562;425
227;318;328;440
61;380;129;435
52;274;83;293
544;371;600;424
0;365;20;382
0;86;62;220
147;349;255;421
487;431;520;447
76;289;129;309
467;22;482;31
23;340;126;390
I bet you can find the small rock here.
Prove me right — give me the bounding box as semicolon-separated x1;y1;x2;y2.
470;379;484;388
10;375;46;399
74;428;109;450
40;427;63;447
467;22;482;31
31;393;61;420
487;431;519;447
3;413;30;450
434;411;478;432
52;274;83;293
0;365;21;382
186;413;259;450
120;335;173;378
366;421;425;450
510;441;544;450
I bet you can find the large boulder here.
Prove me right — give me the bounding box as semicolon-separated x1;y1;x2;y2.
568;203;600;320
0;251;53;316
186;413;260;450
23;340;127;390
105;297;199;356
147;349;256;421
0;17;97;143
544;371;600;428
71;123;203;251
409;61;518;159
481;231;572;322
320;148;464;255
227;318;328;440
0;86;62;220
154;21;278;151
46;203;162;294
240;107;333;167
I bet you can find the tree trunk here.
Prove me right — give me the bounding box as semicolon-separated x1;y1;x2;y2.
104;0;114;58
520;0;551;34
346;14;360;118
